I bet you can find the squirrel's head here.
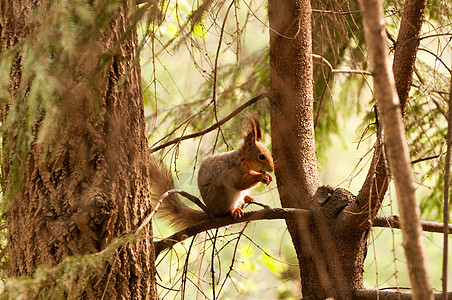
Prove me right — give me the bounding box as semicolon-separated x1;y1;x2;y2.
241;112;274;173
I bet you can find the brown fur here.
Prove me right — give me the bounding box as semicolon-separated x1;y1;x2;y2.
149;160;209;229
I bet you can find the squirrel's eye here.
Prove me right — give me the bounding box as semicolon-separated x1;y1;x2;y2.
258;154;266;161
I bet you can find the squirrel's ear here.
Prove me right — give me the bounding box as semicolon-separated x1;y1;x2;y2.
243;127;256;148
253;117;263;142
243;112;262;147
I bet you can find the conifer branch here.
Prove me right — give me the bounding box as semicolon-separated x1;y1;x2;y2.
150;92;269;153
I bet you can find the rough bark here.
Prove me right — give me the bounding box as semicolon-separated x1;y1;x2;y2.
269;0;321;207
393;0;428;114
353;138;389;231
359;0;433;299
268;0;323;296
1;1;156;299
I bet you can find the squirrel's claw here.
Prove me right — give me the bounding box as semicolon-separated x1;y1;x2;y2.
260;172;272;185
230;208;244;219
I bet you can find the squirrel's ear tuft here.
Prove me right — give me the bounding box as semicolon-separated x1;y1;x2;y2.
253;116;263;142
243;111;263;146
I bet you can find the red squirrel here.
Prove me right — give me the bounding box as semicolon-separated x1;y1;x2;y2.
151;112;274;229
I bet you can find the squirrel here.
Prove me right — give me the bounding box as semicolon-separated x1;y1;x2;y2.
150;112;274;230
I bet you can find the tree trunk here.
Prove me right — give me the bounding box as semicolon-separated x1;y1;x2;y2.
268;0;320;294
1;1;157;298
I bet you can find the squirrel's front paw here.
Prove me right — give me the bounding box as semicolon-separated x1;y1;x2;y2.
230;208;244;219
260;172;272;185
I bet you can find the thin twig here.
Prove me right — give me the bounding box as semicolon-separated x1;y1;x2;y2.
418;33;452;41
153;0;214;57
311;8;362;15
312;54;372;76
211;0;235;151
135;0;159;4
211;228;219;300
181;235;196;299
150;92;270;153
333;69;372;75
411;154;442;164
312;54;333;129
246;201;271;209
418;48;451;73
312;54;372;128
217;224;248;295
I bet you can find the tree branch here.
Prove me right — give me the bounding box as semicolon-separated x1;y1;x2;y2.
149;92;269;153
151;208;452;258
353;0;428;235
147;191;451;258
373;215;452;234
313;54;372;76
345;117;389;232
392;0;428;115
153;207;310;257
353;288;452;300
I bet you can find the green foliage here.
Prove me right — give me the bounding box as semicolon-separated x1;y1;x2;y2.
405;60;450;221
0;215;8;283
312;0;367;167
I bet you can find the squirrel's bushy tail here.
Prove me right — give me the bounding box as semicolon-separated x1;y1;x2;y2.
149;159;209;230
